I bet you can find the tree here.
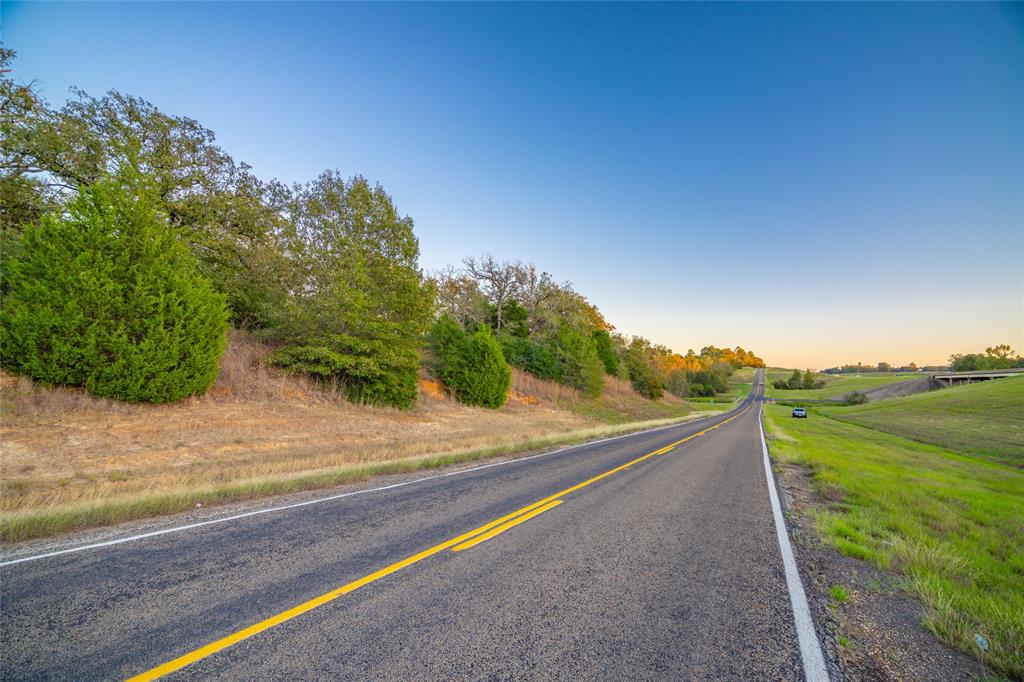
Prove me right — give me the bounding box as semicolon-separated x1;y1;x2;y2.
273;172;434;408
665;369;690;398
624;337;664;399
550;325;605;397
0;168;227;402
432;265;489;330
1;51;297;329
428;315;510;408
986;344;1015;361
463;255;523;333
591;329;619;375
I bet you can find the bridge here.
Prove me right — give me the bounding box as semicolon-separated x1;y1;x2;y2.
930;368;1024;386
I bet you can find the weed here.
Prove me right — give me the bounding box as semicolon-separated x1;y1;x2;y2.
830;584;850;603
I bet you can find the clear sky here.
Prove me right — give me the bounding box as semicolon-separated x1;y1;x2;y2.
3;2;1022;368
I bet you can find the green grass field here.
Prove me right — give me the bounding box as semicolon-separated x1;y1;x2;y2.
765;368;923;400
823;376;1024;467
764;387;1024;678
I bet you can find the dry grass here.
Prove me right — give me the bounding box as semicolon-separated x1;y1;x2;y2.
0;330;699;539
511;369;580;404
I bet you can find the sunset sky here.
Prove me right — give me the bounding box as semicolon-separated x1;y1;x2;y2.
4;2;1022;368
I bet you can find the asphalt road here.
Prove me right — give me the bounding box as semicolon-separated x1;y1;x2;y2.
1;369;821;680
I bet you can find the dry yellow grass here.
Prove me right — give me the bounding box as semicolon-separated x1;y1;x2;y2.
0;330;694;522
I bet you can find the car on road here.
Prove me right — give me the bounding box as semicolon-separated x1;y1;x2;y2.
791;407;807;418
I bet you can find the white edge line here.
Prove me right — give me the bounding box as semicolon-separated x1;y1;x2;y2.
759;399;830;682
2;408;739;568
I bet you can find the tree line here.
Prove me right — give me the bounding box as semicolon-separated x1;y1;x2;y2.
0;50;763;408
948;345;1024;372
772;369;824;391
821;344;1023;375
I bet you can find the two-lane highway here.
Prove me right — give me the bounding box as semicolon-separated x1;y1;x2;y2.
1;369;827;680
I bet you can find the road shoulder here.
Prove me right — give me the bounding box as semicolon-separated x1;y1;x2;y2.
770;459;985;681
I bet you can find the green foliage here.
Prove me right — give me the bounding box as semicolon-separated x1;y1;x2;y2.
623;340;664;399
270;346;347;379
550;325;605;397
1;52;296;329
774;368;824;391
499;334;561;381
592;329;619;375
665;369;689;398
428;315;510;408
490;300;529;338
0;170;227;403
949;345;1024;371
272;172;434;409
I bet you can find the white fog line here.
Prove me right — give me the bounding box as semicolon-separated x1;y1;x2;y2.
759;401;830;682
1;410;736;568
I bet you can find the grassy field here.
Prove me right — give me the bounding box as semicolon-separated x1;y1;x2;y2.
823;376;1024;467
765;368;923;400
0;331;708;543
764;398;1024;678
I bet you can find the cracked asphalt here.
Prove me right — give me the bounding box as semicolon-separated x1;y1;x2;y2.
1;369;809;680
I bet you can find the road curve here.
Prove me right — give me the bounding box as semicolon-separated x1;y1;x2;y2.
1;369;822;680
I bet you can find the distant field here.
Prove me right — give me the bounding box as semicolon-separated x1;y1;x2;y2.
823;376;1024;467
764;403;1024;677
765;368;923;400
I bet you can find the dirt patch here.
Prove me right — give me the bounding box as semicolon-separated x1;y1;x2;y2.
774;461;987;681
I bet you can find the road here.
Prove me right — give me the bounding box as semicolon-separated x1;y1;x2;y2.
1;369;827;680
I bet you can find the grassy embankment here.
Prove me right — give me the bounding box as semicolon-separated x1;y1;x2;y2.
0;331;729;543
822;377;1023;467
765;367;923;400
764;376;1024;678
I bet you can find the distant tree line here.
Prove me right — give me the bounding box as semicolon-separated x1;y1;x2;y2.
772;369;824;391
821;345;1024;375
948;345;1024;372
822;362;919;374
0;50;765;409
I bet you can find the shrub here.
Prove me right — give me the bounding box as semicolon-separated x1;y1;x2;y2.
499;334;561;381
0;171;227;403
272;337;420;408
846;391;869;405
429;316;510;408
550;325;604;397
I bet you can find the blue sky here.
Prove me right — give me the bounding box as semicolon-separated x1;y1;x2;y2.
4;2;1022;367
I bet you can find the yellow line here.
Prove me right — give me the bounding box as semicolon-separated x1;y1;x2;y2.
451;500;563;552
127;402;752;681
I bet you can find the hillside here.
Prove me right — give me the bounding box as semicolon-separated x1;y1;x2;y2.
822;375;1024;466
0;330;716;541
766;368;926;400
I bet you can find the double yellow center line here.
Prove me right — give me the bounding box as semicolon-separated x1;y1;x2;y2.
127;403;751;681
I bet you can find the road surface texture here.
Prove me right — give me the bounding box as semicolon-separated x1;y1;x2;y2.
1;370;826;680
